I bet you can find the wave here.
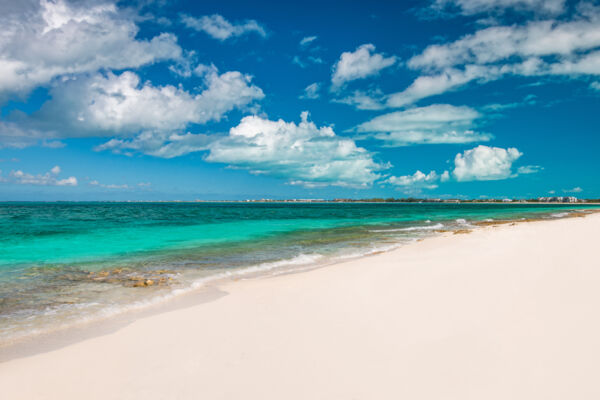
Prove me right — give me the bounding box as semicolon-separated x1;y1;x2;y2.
551;212;569;218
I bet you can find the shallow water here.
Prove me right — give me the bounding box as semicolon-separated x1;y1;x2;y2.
0;202;596;342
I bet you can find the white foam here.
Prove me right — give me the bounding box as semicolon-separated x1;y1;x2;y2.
369;223;444;233
551;212;569;218
1;253;329;343
335;241;410;260
4;234;438;343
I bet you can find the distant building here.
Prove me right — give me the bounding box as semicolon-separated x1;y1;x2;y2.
537;196;579;203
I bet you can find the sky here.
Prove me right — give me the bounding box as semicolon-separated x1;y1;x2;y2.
0;0;599;200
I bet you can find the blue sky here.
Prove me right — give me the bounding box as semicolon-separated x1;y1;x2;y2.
0;0;599;200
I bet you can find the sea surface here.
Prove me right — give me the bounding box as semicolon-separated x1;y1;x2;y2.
0;202;597;343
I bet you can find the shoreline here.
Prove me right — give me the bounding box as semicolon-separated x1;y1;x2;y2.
2;200;600;204
0;209;598;361
1;213;600;398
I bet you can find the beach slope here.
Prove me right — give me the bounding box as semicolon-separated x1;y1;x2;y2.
2;214;600;399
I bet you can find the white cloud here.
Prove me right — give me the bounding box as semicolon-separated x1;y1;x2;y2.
168;50;198;78
409;16;600;71
517;165;542;174
29;66;264;138
89;180;129;189
181;14;266;41
386;65;495;107
453;145;522;181
300;36;317;47
95;131;213;159
389;6;600;105
292;55;324;68
8;165;77;186
205;112;387;188
42;140;66;148
300;83;321;99
355;104;492;146
563;186;583;193
441;170;450;181
384;146;536;189
0;0;181;96
333;89;386;110
482;94;537;111
385;170;444;189
431;0;566;16
331;44;397;89
0;121;49;149
20;65;264;157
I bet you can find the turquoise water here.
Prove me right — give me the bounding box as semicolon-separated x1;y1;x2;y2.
0;202;597;342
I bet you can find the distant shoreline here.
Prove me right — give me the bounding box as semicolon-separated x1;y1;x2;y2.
1;200;600;204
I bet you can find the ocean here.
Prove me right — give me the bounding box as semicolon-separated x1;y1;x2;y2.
0;202;596;343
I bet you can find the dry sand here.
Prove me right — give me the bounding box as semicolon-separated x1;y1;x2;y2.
1;213;600;399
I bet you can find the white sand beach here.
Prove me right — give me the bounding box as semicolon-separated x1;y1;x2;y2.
1;213;600;399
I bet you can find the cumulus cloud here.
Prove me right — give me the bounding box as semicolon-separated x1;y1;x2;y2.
299;83;321;99
25;66;264;138
205;112;387;187
563;186;583;193
385;145;537;189
452;145;522;181
181;14;266;41
355;104;492;146
0;0;181;97
331;44;397;89
430;0;566;17
8;165;77;186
